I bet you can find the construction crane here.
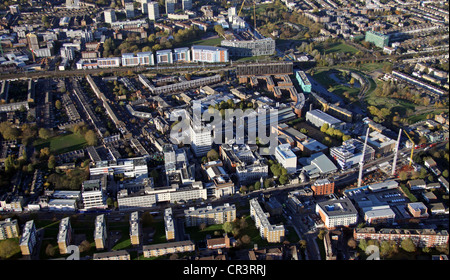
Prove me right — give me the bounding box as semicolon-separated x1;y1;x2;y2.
403;130;415;166
237;0;257;31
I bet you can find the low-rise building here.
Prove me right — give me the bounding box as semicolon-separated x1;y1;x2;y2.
142;240;195;258
93;250;130;260
354;227;449;248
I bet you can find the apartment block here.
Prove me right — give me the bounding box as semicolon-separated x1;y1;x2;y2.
0;218;20;240
94;214;107;250
57;217;72;254
354;227;449;248
164;208;176;241
191;45;229;63
250;198;285;243
19;220;37;256
316;198;358;229
130;211;142;246
93;250;130;260
142;240;195;258
311;179;335;196
184;203;236;227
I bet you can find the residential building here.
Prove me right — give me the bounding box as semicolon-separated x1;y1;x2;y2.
148;2;159;21
182;0;192;10
0;218;20;240
93;250;131;260
250;198;285;243
156;49;173;64
164;208;175;241
97;57;121;68
57;217;72;254
365;31;389;48
94;214;107;250
184;203;236;227
316;198;358;229
275;144;297;174
311;179;335;196
173;47;191;62
104;9;117;24
207;234;232;250
221;38;275;57
189;121;212;157
122;52;155;66
130;211;142;245
125;2;135;18
353;227;449;248
296;70;312;93
143;240;195;257
165;0;177;14
19;220;37;256
191;45;229;63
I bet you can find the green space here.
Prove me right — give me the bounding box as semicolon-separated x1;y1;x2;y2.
33;132;87;155
185;224;225;242
0;238;21;259
316;41;359;55
357;61;392;72
311;68;361;102
186;37;223;47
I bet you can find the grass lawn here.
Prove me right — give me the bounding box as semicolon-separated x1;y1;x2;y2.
33;132;87;155
186;37;223;47
316;42;359;55
358;61;392;72
312;69;361;101
185;224;225;242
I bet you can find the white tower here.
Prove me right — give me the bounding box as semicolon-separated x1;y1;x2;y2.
358;127;370;188
391;129;402;176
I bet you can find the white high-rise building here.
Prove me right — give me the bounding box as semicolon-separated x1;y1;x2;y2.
182;0;192;11
147;1;159;20
104;9;117;24
165;0;177;14
66;0;80;9
125;2;135;18
275;144;297;174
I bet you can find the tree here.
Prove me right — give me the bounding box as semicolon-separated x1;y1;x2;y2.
207;149;219;161
223;222;233;233
320;123;329;133
399;171;408;181
55;100;62;110
400;238;416;253
38;128;51;140
254;181;261;190
79;240;91;253
84;130;98;146
48;155;56;170
279;174;289;185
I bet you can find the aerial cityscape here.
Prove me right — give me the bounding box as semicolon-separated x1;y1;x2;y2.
0;0;448;266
